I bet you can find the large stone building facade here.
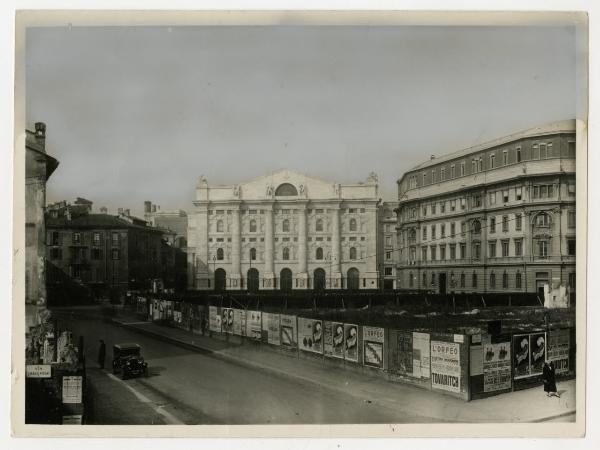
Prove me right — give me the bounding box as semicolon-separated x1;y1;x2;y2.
396;120;576;298
187;170;380;291
378;202;398;290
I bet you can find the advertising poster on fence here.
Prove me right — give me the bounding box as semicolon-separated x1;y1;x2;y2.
412;332;430;378
280;314;297;348
547;329;570;374
221;308;234;334
344;323;359;362
363;326;385;369
232;309;245;336
323;321;334;357
530;332;546;375
246;311;262;340
430;341;461;393
388;330;413;375
483;338;511;392
331;322;345;359
298;317;323;354
209;306;221;333
513;334;530;378
263;313;281;346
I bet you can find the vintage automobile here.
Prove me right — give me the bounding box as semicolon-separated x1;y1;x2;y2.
112;343;148;379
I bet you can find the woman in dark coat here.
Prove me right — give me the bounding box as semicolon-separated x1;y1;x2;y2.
542;360;559;397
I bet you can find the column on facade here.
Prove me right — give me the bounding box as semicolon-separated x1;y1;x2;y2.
229;206;242;289
295;203;309;289
364;204;379;290
330;204;342;288
263;205;275;289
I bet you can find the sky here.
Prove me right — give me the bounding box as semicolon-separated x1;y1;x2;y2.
26;25;577;216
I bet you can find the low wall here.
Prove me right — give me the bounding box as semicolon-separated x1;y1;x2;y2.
132;296;575;402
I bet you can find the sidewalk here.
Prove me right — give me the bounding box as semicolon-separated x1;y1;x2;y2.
110;311;576;423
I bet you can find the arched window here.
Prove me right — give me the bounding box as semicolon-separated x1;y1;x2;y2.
316;219;323;232
502;271;509;289
282;247;290;260
431;272;436;286
282;219;290;232
216;220;224;233
422;272;427;287
460;273;466;288
217;248;224;260
472;220;481;234
316;247;324;260
516;271;522;289
490;272;496;288
409;272;414;288
472;272;478;288
349;218;357;232
250;248;256;261
275;183;298;196
249;219;257;232
349;247;357;260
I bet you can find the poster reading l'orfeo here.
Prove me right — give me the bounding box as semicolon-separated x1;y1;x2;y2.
363;326;385;369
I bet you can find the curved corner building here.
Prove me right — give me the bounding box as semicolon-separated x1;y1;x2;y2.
396;120;576;298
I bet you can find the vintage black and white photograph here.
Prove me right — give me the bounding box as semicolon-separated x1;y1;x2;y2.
11;9;589;438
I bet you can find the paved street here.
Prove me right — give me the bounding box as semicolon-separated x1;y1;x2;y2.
61;314;440;424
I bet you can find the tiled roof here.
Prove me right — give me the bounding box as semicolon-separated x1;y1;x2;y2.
406;119;576;173
46;214;161;232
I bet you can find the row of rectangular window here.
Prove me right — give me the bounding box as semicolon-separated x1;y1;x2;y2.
208;208;367;215
416;237;574;261
212;246;361;261
49;248;121;260
410;141;574;188
409;271;525;290
50;231;121;246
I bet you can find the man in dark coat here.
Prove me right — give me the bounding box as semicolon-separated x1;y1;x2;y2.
543;360;559;397
97;339;106;369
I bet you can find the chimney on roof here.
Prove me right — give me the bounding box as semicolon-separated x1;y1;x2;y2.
144;201;152;213
100;206;108;214
118;207;123;215
151;204;156;213
124;209;130;216
34;122;46;150
430;155;435;160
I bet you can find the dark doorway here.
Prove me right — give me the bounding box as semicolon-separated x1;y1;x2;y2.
314;268;326;292
383;279;394;290
215;268;226;292
247;268;259;293
347;268;360;291
280;268;293;292
438;272;447;295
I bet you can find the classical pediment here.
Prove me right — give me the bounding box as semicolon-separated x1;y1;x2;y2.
237;170;341;200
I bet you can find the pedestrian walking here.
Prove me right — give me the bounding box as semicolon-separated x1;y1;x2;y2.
542;360;560;397
97;339;106;369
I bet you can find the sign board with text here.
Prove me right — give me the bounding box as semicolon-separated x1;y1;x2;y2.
430;341;461;393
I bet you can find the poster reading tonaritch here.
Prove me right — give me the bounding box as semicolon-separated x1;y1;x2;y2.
344;324;359;362
430;341;461;393
363;326;385;369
